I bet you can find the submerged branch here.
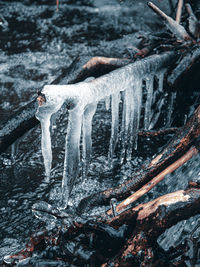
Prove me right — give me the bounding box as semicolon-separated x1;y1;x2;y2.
77;105;200;214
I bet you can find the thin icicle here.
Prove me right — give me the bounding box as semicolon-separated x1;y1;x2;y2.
108;92;120;166
166;91;176;127
120;83;135;162
105;96;110;110
157;70;165;92
40;114;52;180
82;103;97;177
35;52;175;209
144;76;154;130
132;79;143;150
59;106;84;209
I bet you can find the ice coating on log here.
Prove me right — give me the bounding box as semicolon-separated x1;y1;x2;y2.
36;52;175;208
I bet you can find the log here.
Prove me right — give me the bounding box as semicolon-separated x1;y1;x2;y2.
77;105;200;214
0;56;132;154
104;185;200;266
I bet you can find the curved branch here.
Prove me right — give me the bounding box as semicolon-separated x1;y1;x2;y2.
77;105;200;214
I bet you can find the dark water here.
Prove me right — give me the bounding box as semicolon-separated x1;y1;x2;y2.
0;0;199;264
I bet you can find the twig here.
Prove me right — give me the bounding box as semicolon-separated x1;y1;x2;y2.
138;127;178;137
107;146;198;215
176;0;183;24
148;1;192;41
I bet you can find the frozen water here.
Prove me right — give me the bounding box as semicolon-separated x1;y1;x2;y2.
82;103;97;177
36;52;174;208
144;76;154;130
105;96;110;110
108;92;120;166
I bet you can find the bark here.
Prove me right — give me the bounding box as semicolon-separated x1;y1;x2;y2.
107;146;198;216
104;185;200;266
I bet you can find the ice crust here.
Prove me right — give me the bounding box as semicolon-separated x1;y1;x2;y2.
35;52;173;208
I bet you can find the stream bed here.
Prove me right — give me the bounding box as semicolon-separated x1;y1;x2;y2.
0;0;199;265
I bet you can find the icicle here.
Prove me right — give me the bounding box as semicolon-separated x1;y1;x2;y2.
132;79;143;150
157;71;165;92
82;103;97;177
166;91;176;127
105;96;110;110
35;52;176;209
120;83;135;163
59;105;84;209
108;92;120;166
144;76;154;130
40;114;52;180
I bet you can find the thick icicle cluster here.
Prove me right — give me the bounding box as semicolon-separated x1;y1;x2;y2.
36;52;175;208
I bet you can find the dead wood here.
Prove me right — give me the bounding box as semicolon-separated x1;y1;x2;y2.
138;127;178;137
167;46;200;87
176;0;183;24
107;146;198;216
148;1;192;41
104;185;200;266
6;183;200;266
0;56;132;154
77;105;200;214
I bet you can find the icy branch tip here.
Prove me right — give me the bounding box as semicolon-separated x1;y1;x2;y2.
37;90;46;106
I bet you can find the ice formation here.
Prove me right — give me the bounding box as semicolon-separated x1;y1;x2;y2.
36;52;174;208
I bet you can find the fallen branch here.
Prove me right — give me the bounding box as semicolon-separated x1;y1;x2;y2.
5;183;200;266
105;185;200;266
0;56;132;154
107;146;198;216
138;127;178;137
77;105;200;214
148;1;192;41
176;0;183;24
